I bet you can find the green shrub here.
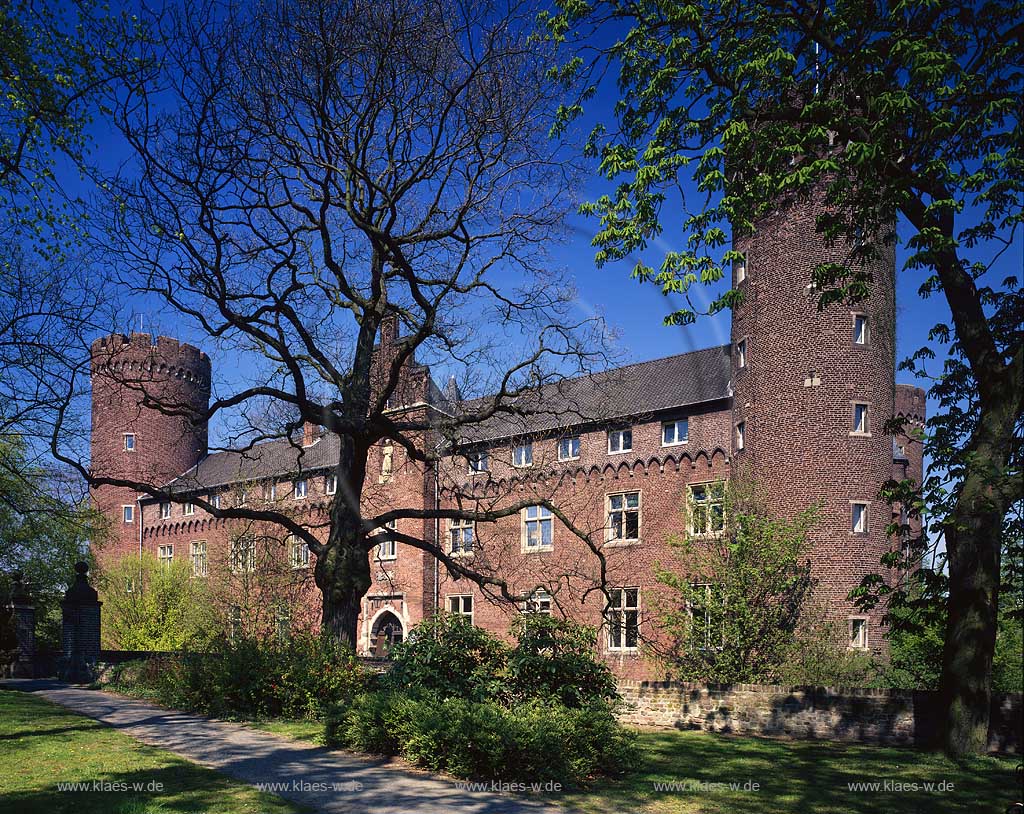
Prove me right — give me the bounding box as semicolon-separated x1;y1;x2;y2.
507;614;619;708
327;691;639;785
385;613;509;701
107;634;368;719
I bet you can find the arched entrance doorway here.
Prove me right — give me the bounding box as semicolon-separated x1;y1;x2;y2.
369;610;404;655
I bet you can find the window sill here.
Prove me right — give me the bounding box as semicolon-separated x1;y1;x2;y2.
605;539;640;548
607;449;633;456
522;546;553;554
557;456;580;463
450;550;475;559
607;647;639;654
661;440;688;448
849;432;872;438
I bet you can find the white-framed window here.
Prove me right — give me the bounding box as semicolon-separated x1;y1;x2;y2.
325;473;337;495
228;605;242;639
522;505;553;551
607;491;641;544
736;338;747;369
467;450;489;472
183;502;195;516
122;505;134;524
558;436;580;461
449;518;474;555
735;255;747;285
190;541;208;577
853;313;869;346
607;588;639;651
123;433;136;452
160;502;171;520
275;607;292;641
851;402;870;435
158;544;173;565
288;534;310;568
689;583;724;650
689;482;725;537
448;594;473;622
512;442;533;467
209;493;221;510
608;428;632;454
262;481;276;501
523;589;552;615
230;536;257;573
662;419;688;446
374;520;397;562
849;617;869;650
851;502;869;534
293;478;308;499
735;421;746;450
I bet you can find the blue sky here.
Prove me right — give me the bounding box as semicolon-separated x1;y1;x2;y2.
65;4;1022;442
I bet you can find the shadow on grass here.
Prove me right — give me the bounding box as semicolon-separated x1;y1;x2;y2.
1;764;292;814
566;729;1019;814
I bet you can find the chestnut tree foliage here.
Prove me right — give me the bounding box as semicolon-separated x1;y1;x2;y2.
545;0;1022;755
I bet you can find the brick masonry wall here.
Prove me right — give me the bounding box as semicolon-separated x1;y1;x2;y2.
618;680;1023;753
91;333;211;560
436;405;733;679
731;190;904;655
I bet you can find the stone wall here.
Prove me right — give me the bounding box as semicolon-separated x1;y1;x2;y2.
618;680;1023;754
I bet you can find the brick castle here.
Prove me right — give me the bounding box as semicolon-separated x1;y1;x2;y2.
89;193;925;677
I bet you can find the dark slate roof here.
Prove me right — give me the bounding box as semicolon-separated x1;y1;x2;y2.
165;344;732;492
454;344;732;443
165;432;342;493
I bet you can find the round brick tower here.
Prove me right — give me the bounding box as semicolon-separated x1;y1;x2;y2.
90;333;211;561
730;192;897;654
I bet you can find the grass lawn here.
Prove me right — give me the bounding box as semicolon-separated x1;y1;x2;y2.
244;717;1021;814
0;689;306;814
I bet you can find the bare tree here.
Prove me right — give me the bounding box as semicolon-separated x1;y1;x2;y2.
51;0;615;647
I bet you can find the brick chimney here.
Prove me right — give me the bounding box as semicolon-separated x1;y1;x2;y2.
302;421;319;447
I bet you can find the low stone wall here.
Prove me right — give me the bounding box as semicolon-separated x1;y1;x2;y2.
618;681;1023;754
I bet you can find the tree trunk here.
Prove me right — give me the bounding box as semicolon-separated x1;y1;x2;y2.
315;528;371;651
939;406;1014;757
940;508;1001;756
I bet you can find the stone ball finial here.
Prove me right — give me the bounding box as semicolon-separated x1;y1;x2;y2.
75;561;89;576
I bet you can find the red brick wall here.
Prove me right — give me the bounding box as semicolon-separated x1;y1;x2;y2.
730;190;899;655
437;408;733;678
91;334;210;561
